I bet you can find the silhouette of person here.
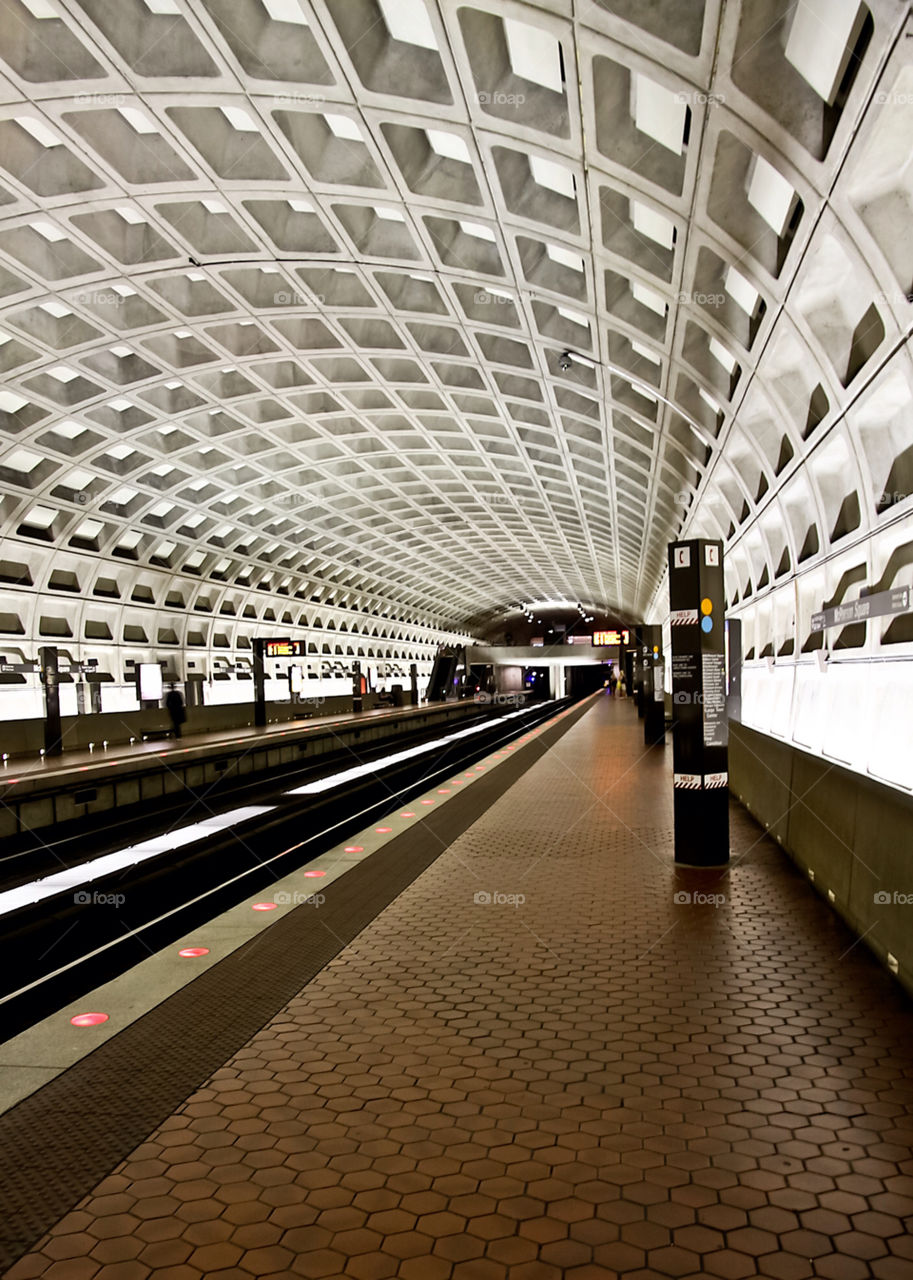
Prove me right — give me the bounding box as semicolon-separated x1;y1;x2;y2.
165;683;186;739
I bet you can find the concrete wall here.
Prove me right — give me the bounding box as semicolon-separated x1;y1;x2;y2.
730;722;913;997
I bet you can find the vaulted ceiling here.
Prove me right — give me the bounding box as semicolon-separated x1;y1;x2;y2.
0;0;910;637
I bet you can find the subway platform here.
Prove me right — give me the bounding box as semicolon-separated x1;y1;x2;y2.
3;695;913;1280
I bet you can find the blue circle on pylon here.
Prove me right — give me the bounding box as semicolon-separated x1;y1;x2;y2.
701;617;713;633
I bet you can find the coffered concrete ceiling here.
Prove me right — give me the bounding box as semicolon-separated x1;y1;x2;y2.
0;0;910;641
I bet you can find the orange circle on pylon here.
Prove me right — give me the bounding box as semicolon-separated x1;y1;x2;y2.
701;598;713;615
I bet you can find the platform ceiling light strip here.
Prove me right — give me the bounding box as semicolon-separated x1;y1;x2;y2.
286;702;556;797
0;806;274;917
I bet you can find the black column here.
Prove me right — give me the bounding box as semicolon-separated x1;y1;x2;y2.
410;663;418;705
642;625;665;746
727;618;742;724
39;646;63;757
668;538;729;866
352;660;363;713
635;631;646;717
252;638;267;728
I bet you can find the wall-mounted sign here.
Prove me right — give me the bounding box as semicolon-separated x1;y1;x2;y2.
137;662;163;701
264;638;307;658
810;586;910;632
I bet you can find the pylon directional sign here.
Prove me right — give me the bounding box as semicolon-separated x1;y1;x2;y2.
668;539;729;866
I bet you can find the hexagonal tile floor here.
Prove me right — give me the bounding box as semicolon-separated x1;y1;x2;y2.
7;697;913;1279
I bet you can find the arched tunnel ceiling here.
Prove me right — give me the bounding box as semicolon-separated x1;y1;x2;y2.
0;0;910;634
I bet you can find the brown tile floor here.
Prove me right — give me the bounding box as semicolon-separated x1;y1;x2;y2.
8;697;913;1279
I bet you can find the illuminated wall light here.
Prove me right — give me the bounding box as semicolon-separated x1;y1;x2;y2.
887;953;899;974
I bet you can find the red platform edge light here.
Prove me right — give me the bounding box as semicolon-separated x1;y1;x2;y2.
178;947;210;958
421;799;435;805
70;1012;108;1027
344;845;364;853
252;902;278;911
400;811;416;817
304;869;326;878
376;826;393;833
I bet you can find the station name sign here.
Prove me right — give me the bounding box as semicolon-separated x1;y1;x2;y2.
810;586;910;633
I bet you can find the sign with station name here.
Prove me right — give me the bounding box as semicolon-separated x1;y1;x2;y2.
810;586;910;633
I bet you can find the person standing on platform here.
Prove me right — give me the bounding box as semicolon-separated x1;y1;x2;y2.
609;668;618;697
619;672;626;698
165;683;186;739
